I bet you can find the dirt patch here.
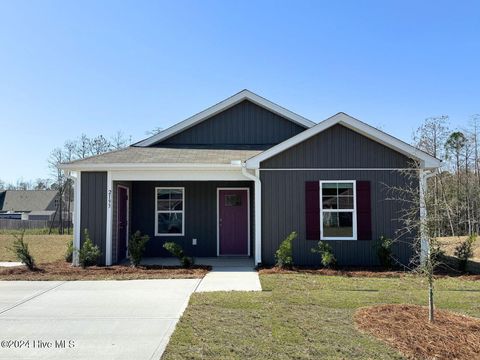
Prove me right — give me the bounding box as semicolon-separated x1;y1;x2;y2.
0;261;209;280
355;304;480;360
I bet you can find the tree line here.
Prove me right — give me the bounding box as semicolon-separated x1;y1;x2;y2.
414;114;480;237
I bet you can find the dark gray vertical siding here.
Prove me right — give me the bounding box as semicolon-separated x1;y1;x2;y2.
80;172;107;265
154;100;306;148
131;181;254;259
263;124;412;169
260;124;417;267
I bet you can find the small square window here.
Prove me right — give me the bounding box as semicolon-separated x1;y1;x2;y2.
225;194;241;206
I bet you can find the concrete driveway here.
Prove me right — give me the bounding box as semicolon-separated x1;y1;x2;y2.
0;279;200;360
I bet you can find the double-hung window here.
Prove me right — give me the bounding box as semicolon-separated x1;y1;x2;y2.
320;181;357;240
155;187;184;236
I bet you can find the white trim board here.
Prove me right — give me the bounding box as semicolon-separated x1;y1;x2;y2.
216;187;251;257
135;90;315;147
246;112;442;170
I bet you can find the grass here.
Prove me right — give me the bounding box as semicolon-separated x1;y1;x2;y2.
0;234;70;263
0;228;69;235
162;273;480;360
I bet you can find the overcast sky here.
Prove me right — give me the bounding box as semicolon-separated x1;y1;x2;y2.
0;0;479;183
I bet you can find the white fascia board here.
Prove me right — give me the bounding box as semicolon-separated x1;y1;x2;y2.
135;90;316;147
111;169;250;181
246;112;442;170
59;162;243;171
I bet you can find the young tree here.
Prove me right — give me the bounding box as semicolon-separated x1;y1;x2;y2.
386;166;443;322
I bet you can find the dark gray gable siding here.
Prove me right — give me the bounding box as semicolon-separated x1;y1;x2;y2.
260;125;416;266
130;181;254;259
154;100;307;149
80;172;107;265
262;124;412;168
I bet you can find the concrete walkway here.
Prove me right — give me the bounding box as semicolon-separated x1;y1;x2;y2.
0;279;200;360
195;262;262;292
0;262;23;267
141;257;262;292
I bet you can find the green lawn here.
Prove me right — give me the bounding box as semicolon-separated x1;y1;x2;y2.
162;274;480;360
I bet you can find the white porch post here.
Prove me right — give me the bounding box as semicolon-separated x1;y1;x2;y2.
73;171;81;266
241;166;262;265
254;168;262;265
105;171;113;266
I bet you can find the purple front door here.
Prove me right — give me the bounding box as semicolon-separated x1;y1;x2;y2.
219;189;249;255
117;186;128;260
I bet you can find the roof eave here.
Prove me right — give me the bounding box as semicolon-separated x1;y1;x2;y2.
59;162;244;172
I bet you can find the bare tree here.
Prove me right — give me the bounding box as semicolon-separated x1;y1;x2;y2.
386;166;444;322
111;131;131;150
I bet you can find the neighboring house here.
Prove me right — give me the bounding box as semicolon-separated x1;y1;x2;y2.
61;90;441;266
0;190;71;222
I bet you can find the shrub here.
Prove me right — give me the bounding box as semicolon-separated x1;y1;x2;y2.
373;236;394;268
454;234;476;272
163;242;194;268
65;238;74;263
311;240;337;268
275;231;297;268
78;229;102;268
9;230;36;270
128;231;150;267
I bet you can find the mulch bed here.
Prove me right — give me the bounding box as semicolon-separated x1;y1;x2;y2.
258;266;480;280
355;304;480;360
0;261;210;280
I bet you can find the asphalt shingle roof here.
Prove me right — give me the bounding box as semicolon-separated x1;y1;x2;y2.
0;190;57;212
65;147;263;166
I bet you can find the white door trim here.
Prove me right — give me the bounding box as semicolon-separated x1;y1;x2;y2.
116;184;129;261
216;187;251;257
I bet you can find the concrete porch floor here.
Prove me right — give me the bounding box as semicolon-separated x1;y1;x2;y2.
141;256;255;269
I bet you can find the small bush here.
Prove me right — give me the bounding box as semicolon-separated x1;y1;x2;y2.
128;231;150;267
275;231;297;268
65;238;74;263
9;230;36;270
373;236;394;268
163;242;194;268
78;229;102;268
311;240;337;268
454;234;476;272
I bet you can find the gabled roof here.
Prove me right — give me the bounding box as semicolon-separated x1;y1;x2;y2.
0;190;58;212
60;147;262;170
135;89;316;147
246;112;442;169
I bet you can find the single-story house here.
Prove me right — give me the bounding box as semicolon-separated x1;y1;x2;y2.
61;90;440;266
0;190;61;221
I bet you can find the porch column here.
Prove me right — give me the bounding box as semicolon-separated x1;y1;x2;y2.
254;168;262;265
105;171;113;265
73;171;81;266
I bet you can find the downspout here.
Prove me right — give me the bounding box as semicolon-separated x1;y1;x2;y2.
241;164;262;266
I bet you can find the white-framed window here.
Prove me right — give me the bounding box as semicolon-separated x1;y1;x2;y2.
320;181;357;240
155;187;185;236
